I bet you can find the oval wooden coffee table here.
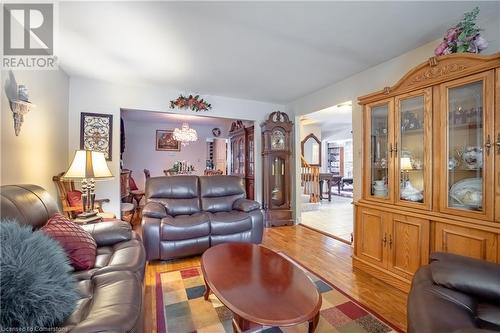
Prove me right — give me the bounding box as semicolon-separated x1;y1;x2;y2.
201;243;322;333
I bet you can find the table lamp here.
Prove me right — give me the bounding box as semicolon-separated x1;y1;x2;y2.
63;150;113;217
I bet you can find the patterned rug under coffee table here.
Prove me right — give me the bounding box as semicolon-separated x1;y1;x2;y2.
156;257;401;333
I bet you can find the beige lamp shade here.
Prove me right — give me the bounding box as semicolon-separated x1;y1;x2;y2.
400;157;413;171
64;150;113;179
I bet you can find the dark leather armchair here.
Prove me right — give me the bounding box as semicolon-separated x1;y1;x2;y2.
0;184;146;333
142;175;264;261
408;252;500;333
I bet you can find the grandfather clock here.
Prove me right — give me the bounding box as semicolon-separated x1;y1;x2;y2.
262;111;293;227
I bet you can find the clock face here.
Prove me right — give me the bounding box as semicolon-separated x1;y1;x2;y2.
212;127;221;137
271;129;285;150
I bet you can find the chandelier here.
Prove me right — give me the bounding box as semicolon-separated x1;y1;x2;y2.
173;122;198;146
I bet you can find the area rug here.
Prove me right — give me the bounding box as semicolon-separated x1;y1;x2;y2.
156;257;401;333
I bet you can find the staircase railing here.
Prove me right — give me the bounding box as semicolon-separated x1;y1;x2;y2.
301;156;320;203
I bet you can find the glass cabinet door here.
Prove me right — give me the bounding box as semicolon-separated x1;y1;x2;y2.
271;157;285;207
395;89;432;209
248;135;254;177
441;71;494;219
365;99;394;202
230;140;236;174
238;138;245;175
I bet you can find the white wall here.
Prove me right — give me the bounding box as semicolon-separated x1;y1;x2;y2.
68;77;284;215
1;69;69;205
122;118;238;191
299;123;321;142
322;127;352;142
287;15;500;221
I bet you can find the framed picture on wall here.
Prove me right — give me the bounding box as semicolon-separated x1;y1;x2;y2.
156;130;180;151
80;112;113;160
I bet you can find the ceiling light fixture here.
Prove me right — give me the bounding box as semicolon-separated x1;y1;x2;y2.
173;122;198;146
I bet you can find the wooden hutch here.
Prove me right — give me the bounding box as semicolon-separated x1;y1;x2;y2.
354;53;500;292
229;121;255;200
245;126;255;200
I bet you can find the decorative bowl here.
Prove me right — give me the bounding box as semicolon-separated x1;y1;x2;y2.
449;178;482;209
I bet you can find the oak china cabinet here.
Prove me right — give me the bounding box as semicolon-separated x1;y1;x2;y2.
355;53;500;292
262;111;293;227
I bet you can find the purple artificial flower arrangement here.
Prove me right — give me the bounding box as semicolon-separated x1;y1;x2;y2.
435;7;488;56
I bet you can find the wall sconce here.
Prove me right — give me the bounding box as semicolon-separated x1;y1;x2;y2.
9;85;35;136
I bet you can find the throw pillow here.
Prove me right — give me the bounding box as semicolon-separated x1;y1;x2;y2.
0;221;79;329
129;176;139;191
41;213;97;270
66;190;83;213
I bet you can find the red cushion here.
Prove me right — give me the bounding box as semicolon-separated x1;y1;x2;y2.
67;190;82;206
41;213;97;270
129;176;138;191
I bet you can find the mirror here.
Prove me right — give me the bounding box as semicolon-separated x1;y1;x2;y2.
301;133;321;166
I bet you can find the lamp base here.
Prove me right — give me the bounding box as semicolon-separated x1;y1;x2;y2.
77;210;98;218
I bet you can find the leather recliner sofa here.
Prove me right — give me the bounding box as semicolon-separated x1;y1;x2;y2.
0;184;146;333
408;252;500;333
142;175;264;261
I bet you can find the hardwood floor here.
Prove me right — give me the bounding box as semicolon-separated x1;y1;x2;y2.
141;224;408;333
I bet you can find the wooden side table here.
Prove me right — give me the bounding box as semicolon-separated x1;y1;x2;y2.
72;215;102;225
97;212;116;219
319;174;343;201
121;202;135;224
72;211;117;224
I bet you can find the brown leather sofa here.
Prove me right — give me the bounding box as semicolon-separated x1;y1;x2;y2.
142;175;263;261
408;252;500;333
0;185;146;333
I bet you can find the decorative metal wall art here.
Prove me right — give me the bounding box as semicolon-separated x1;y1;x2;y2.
80;112;113;160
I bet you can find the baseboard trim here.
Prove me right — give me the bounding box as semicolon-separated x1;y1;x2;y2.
299;223;352;245
352;256;411;293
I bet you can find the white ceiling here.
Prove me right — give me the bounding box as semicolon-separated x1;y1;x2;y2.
301;100;354;141
59;2;499;103
121;109;238;128
301;101;352;141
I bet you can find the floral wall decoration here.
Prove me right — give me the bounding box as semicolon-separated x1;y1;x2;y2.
169;94;212;112
435;7;488;56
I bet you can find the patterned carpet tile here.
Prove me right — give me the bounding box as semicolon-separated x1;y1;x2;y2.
156;266;399;333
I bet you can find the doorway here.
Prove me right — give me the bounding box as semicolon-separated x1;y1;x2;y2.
118;109;255;221
299;101;354;244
